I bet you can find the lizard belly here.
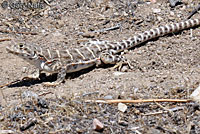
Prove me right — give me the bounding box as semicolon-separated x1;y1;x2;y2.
66;60;97;73
40;62;58;73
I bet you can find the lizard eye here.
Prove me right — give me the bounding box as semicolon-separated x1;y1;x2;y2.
19;44;23;48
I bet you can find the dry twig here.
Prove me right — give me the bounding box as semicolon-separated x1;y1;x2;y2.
141;106;184;116
0;29;37;35
187;4;200;19
86;99;192;104
39;91;53;97
0;80;21;88
0;38;11;42
78;23;121;36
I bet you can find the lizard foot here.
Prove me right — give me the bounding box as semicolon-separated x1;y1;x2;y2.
22;70;41;80
111;60;133;71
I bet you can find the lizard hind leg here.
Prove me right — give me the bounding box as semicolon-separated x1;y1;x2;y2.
100;52;133;71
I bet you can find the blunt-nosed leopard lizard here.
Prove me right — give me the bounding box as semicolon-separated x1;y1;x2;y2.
6;18;200;86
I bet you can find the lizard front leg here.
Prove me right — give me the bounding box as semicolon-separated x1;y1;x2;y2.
100;52;132;71
23;69;41;80
43;67;67;86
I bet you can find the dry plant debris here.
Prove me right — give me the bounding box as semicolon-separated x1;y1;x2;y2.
0;96;200;133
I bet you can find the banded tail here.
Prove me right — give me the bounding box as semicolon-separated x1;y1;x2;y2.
100;18;200;54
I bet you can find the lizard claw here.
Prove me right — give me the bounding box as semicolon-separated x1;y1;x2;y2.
43;82;60;87
22;76;40;81
111;60;133;71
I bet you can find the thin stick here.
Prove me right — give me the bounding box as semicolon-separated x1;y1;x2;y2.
0;29;37;35
39;91;53;97
93;23;121;33
86;99;192;104
0;79;21;88
44;0;51;6
0;87;8;104
0;38;11;42
154;101;173;116
141;111;166;116
142;106;184;116
78;23;121;35
187;4;200;19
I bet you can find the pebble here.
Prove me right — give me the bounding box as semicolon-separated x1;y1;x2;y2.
22;67;28;73
104;95;113;100
134;87;139;94
150;0;157;3
0;130;14;134
118;103;127;113
56;20;65;29
170;11;175;16
121;66;129;72
0;115;4;121
22;91;38;99
169;0;181;7
118;120;128;126
41;29;46;33
52;31;62;37
157;16;163;21
43;10;49;17
153;8;161;13
93;118;104;132
190;85;200;103
113;72;125;76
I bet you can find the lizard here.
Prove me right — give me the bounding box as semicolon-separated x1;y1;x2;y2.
6;18;200;86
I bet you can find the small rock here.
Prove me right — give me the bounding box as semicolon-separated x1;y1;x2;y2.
22;67;28;73
170;11;175;16
121;66;129;72
153;8;161;13
157;16;163;21
93;118;104;132
190;85;200;103
56;20;65;29
15;22;20;27
113;72;125;76
43;10;49;17
41;29;46;34
169;0;181;7
123;11;129;16
134;87;139;94
118;103;127;113
37;98;48;108
22;91;38;99
104;95;113;100
82;32;95;38
118;120;128;126
0;115;4;121
150;0;157;3
52;31;62;37
0;130;14;133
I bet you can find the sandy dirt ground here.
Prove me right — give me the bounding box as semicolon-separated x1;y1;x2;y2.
0;0;200;133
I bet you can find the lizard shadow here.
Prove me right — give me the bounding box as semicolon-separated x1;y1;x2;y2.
7;65;106;87
7;73;56;87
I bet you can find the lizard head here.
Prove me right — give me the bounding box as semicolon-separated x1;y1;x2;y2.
6;43;60;72
6;43;47;62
